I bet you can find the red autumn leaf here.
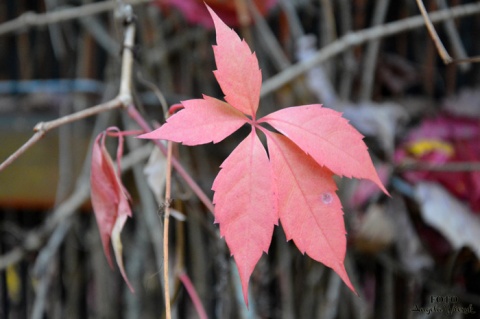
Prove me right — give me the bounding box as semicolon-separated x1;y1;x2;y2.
259;105;388;194
139;95;247;145
209;5;262;118
265;131;354;291
90;128;134;292
212;129;277;305
139;5;387;305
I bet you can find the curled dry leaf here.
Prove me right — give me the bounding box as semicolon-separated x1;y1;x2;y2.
90;127;134;292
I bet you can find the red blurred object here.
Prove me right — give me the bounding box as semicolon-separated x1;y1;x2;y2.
395;115;480;212
154;0;277;28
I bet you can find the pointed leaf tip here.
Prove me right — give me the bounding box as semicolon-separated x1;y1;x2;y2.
265;131;355;292
212;130;277;305
206;5;262;118
261;104;388;194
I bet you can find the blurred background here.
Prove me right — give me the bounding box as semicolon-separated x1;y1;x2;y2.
1;0;480;318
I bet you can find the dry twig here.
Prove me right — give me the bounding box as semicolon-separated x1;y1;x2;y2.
415;0;480;65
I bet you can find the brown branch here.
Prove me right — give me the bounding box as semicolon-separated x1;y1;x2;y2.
415;0;453;64
260;2;480;98
416;0;480;66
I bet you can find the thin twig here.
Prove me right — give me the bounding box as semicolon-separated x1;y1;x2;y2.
359;0;391;101
260;2;480;98
127;106;215;214
451;56;480;64
248;0;289;70
163;140;173;319
337;0;356;100
178;271;208;319
415;0;452;64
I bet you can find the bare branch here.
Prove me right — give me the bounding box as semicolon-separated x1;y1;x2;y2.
0;16;136;172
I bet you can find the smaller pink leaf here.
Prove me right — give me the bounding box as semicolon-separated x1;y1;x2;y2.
260;104;388;194
266;131;355;292
207;5;262;118
138;95;247;145
90;129;134;292
212;129;277;306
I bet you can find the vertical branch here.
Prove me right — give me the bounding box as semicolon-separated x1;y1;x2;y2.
338;0;356;100
118;10;135;105
319;0;337;79
423;0;437;97
163;140;174;319
359;0;391;101
436;0;470;71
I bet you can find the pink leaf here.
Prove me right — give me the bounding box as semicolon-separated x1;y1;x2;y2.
212;129;277;305
207;6;262;118
138;7;387;306
260;105;388;194
90;129;134;292
265;131;354;292
138;95;247;145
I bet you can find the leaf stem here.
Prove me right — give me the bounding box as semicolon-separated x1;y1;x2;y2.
178;271;208;319
163;140;173;319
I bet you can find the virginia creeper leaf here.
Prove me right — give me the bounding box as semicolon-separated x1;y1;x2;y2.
212;129;277;305
138;95;247;145
90;129;134;292
207;6;262;118
140;5;389;305
260;105;388;194
265;131;354;291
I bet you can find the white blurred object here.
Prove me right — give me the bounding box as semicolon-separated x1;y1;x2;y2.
296;35;337;107
342;102;408;156
415;182;480;259
143;146;167;204
443;87;480;118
